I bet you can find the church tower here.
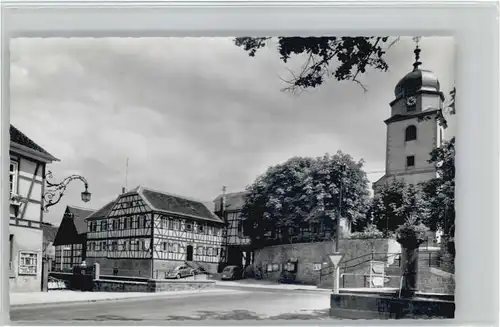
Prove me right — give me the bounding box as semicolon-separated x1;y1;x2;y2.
373;38;446;191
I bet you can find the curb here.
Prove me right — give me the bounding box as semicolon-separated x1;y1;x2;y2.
10;289;231;309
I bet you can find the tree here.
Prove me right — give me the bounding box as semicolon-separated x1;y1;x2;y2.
241;151;370;246
235;37;396;93
369;179;428;236
421;137;456;242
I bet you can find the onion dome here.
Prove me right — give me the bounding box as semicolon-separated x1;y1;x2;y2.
394;43;441;98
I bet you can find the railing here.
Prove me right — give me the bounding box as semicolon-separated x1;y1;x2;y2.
320;250;441;278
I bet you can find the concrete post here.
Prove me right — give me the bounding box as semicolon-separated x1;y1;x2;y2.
333;266;340;294
93;263;100;280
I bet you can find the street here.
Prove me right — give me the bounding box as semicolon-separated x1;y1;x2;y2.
11;287;333;322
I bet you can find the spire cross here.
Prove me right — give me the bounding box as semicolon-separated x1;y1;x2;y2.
412;36;422;70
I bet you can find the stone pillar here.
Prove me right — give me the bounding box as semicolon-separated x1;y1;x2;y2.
400;244;419;297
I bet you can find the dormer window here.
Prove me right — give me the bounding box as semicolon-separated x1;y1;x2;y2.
405;125;417;142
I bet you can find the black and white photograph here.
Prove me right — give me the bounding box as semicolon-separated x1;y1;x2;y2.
8;35;456;321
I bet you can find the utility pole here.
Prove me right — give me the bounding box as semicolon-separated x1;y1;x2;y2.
336;178;342;252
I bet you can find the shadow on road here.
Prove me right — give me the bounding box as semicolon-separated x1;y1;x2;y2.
69;308;332;321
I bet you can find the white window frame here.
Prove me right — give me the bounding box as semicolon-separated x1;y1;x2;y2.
10;160;19;195
18;251;38;275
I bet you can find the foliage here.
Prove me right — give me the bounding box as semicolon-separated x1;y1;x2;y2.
241;151;370;245
369;179;428;236
234;37;395;92
421;137;455;238
395;222;430;246
348;224;384;240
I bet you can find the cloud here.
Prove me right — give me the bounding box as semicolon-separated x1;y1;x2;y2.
9;36;455;225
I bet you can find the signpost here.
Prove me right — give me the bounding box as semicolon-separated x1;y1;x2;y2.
328;252;344;294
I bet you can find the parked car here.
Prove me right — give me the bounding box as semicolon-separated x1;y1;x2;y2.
221;265;243;280
166;265;194;279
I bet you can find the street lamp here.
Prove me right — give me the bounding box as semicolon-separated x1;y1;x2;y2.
43;171;91;212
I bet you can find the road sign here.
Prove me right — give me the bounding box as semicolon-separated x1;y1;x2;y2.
328;253;344;267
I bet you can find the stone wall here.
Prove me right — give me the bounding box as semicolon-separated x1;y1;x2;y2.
418;267;455;294
253;238;397;285
93;278;215;293
148;279;215;292
85;257;152;278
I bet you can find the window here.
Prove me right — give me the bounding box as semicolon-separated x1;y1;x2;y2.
185;222;193;232
405;125;417;142
172;243;178;253
124;217;129;229
213;227;219;236
9;161;18;195
162;242;168;252
161;217;168;229
100;220;107;231
197;247;203;255
19;252;37;275
207;247;213;256
111;241;118;251
198;224;204;233
406;155;415;168
111;219;117;230
101;241;106;251
137;216;143;229
172;220;179;230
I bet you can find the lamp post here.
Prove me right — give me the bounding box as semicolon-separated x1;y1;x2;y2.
43;171;92;212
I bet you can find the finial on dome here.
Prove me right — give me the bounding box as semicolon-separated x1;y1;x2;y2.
412;36;422;70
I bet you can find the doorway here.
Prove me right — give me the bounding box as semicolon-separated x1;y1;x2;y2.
186;245;193;261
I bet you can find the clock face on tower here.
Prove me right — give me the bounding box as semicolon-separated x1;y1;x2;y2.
406;96;417;107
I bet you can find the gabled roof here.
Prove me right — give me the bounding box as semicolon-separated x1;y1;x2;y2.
138;186;224;224
53;205;94;246
41;222;58;244
213;191;248;212
9;125;59;163
85;199;118;221
67;205;95;234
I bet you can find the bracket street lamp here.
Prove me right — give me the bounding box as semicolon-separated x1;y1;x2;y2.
43;171;91;212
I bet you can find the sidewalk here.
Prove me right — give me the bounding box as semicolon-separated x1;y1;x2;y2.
10;288;237;307
214;279;325;291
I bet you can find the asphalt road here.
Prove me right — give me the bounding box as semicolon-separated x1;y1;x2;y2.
11;287;333;323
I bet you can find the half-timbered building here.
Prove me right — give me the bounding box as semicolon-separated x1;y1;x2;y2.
8;125;59;292
213;191;252;270
53;205;95;271
85;186;225;278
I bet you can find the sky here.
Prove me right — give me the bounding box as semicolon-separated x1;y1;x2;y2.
10;36;455;226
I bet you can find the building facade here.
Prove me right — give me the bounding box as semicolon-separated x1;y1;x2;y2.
85;186;225;278
214;191;252;269
372;46;446;191
9;125;58;292
53;205;95;271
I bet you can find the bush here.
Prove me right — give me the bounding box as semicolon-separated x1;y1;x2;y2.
395;222;429;246
348;224;385;239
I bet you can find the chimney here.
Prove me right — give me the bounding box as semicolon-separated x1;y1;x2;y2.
219;186;227;221
122;187;126;194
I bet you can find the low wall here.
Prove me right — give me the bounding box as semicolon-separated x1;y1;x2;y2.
330;293;455;319
93;277;215;293
253;238;397;285
418;267;455;294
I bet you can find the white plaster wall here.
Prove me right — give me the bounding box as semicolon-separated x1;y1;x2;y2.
9;225;43;292
386;115;437;174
